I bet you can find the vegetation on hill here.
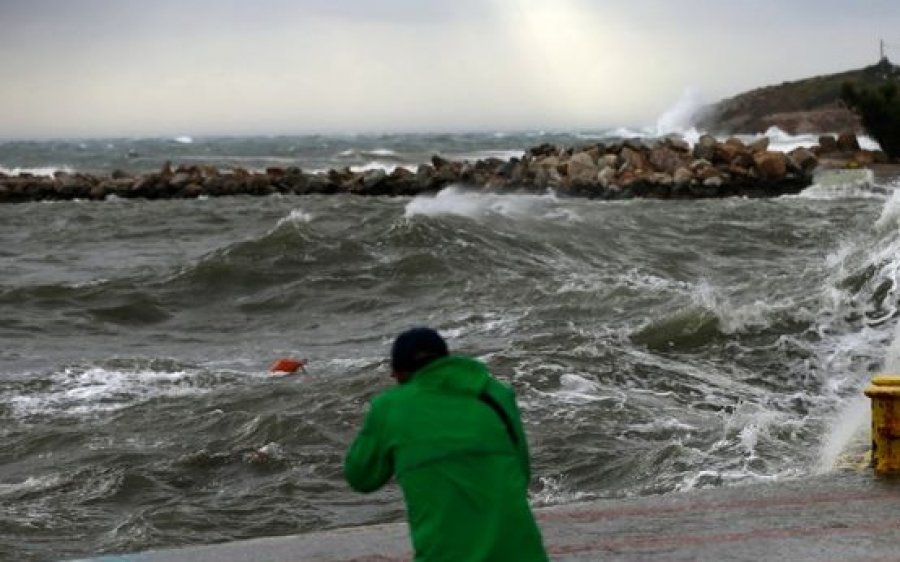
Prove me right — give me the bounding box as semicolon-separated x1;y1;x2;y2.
841;78;900;159
698;58;900;134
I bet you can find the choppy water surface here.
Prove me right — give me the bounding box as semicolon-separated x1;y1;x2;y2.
2;139;900;560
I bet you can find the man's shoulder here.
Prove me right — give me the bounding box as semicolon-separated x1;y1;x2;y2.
483;375;515;397
369;384;412;410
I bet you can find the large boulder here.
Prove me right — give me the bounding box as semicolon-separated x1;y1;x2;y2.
817;135;838;154
693;134;718;161
619;147;648;173
598;166;616;188
648;147;684;174
714;141;743;165
169;172;194;189
536;155;561;170
753;151;788;181
361;169;388;191
749;137;770;154
599;154;619;169
673;167;693;186
415;164;436;190
566;151;599;182
663;135;691;153
836;132;861;152
528;143;557;158
788;147;819;174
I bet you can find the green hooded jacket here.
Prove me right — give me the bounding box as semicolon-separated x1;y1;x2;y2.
345;355;548;562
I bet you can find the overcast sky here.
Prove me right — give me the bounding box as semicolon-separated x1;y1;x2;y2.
2;0;899;138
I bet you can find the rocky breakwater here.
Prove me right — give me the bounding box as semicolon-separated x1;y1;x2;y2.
0;135;823;203
814;131;889;168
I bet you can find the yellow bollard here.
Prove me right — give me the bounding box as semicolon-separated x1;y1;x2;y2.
864;375;900;475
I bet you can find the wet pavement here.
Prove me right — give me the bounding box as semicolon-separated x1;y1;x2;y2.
70;470;900;562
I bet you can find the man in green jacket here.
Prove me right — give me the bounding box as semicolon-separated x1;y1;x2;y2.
345;327;548;561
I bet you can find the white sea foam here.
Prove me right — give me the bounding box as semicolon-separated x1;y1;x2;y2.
404;185;560;220
339;148;398;159
554;272;609;295
617;96;882;152
624;268;694;293
734;126;881;153
810;329;890;473
884;321;900;372
795;169;881;200
688;280;783;335
815;395;869;474
349;161;415;174
7;365;221;419
554;373;604;403
874;187;900;233
0;165;74;177
0;474;66;496
173;136;193;144
531;474;591;506
755;126;820;153
628;418;698;435
275;208;313;227
676;467;800;492
609;126;645;138
810;191;900;471
457;149;526;162
526;372;627;408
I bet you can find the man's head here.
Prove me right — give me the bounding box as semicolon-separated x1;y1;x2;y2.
390;327;448;383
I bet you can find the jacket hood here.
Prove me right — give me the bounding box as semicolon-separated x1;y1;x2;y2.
408;355;490;396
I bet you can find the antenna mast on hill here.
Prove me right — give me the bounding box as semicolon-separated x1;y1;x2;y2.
880;38;900;62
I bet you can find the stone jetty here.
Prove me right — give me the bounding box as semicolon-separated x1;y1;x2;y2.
0;133;882;203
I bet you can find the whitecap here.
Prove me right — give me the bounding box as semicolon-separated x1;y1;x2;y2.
548;373;621;405
7;365;225;419
628;418;698;435
404;185;560;220
792;169;881;201
349;161;415;174
0;474;65;496
0;165;74;177
676;467;799;492
455;149;526;162
367;148;397;157
275;208;313;227
531;474;590;506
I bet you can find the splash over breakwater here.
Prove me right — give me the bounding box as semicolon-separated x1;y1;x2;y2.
0;133;879;203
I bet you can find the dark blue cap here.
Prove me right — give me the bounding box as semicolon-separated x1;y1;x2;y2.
391;327;448;374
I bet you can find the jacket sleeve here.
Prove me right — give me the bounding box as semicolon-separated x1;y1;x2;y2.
344;398;394;493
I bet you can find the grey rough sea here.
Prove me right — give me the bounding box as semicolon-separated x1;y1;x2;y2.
1;133;897;561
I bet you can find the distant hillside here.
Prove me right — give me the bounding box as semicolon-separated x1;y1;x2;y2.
697;58;900;134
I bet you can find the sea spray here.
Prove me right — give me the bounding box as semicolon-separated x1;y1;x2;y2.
815;395;870;474
655;87;705;137
815;190;900;472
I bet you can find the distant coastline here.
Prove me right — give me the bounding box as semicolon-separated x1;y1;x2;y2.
697;58;900;135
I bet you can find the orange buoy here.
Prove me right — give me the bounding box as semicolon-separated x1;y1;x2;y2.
270;358;306;375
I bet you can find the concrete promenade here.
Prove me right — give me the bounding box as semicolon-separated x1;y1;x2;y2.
72;470;900;562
